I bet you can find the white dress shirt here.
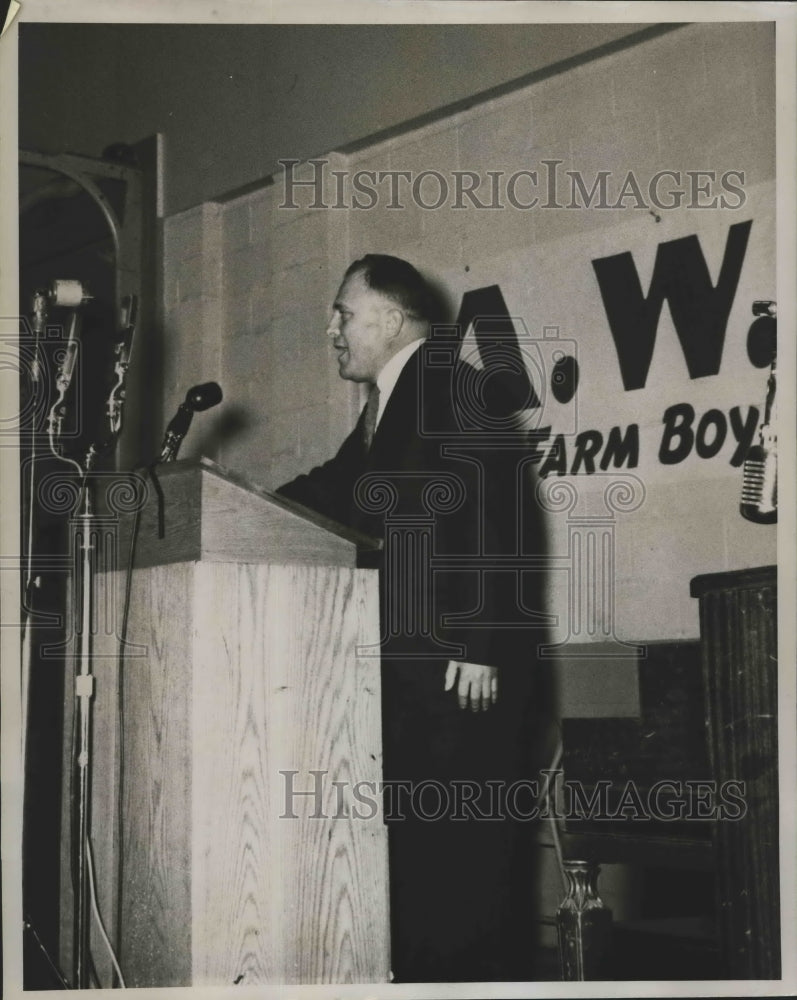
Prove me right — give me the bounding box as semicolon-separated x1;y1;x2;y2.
374;337;425;429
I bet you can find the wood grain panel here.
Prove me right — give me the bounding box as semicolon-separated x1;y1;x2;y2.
125;459;373;569
271;564;386;983
190;562;387;985
290;568;387;984
202;470;370;568
117;562;194;986
190;561;278;985
65;507;386;986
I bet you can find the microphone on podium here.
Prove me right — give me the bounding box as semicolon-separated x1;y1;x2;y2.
158;381;223;463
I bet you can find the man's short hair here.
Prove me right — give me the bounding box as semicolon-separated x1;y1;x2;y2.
345;254;435;322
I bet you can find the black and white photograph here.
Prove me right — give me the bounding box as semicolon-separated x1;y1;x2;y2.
2;1;795;997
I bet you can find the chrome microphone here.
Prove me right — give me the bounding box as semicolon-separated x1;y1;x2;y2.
34;281;92;457
106;295;137;439
741;303;776;524
48;279;92;309
47;311;81;453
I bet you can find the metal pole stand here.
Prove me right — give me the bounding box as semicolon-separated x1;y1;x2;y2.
73;478;96;989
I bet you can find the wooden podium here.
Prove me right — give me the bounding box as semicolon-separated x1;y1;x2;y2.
60;459;388;987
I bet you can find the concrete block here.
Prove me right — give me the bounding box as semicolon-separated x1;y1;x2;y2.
655;92;755;175
269;406;302;468
611;25;706;119
531;184;620;249
249;187;275;241
177;253;204;303
222;199;252;257
616;574;690;643
701;37;761;126
200;295;224;378
249;277;276;333
223;329;269;385
163;268;180;310
353;197;424;253
224;245;262;299
224;282;253;340
703;21;774;113
224;244;272;338
391;125;458;189
527;77;578;170
458;186;538;264
162;298;204;372
721;500;777;571
213;382;269;479
272;211;328;266
272;260;327;317
200;205;223;302
704;129;775;189
458;93;535;166
297;403;332;467
344;144;424;253
270;314;302;375
161;342;205;412
568;105;661;198
164;205;205;260
269;346;316;414
609;479;737;641
542;61;616;154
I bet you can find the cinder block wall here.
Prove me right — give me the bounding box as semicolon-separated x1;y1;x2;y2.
163;20;775;631
161;21;776;946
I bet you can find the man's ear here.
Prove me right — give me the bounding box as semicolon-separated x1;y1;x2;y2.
384;306;405;341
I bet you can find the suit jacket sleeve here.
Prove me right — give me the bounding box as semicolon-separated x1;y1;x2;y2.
431;442;520;670
274;422;364;526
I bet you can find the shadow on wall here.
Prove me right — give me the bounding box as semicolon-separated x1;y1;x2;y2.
191;403;256;465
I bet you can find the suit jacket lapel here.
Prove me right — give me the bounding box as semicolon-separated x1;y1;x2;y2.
367;346;422;470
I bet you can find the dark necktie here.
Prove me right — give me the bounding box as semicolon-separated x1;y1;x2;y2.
362;383;380;450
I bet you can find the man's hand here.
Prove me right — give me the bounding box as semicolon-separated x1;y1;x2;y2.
444;661;498;711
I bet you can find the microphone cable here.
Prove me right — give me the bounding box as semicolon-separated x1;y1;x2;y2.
111;467;149;988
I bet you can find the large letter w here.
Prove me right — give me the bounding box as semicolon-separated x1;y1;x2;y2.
592;220;752;390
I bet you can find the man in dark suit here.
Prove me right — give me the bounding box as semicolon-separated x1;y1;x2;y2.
278;254;535;982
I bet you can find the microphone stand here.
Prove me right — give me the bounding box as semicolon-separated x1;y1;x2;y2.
71;293;137;989
73;479;95;989
29;289;134;989
21;282;99;989
21;291;47;786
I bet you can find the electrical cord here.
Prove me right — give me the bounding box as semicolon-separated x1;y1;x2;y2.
86;835;126;987
66;467;144;990
113;468;147;988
